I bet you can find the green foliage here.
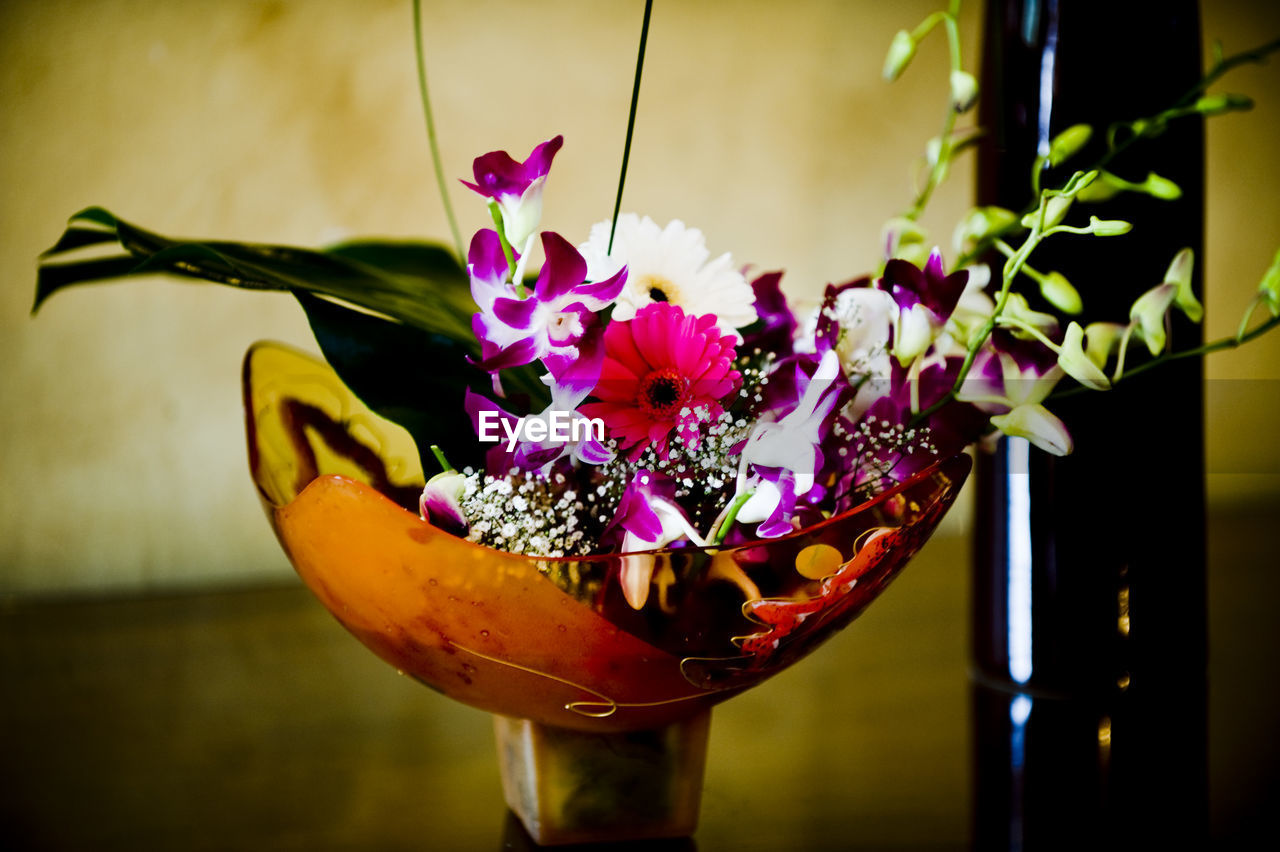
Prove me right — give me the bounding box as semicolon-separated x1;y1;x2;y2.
34;207;549;472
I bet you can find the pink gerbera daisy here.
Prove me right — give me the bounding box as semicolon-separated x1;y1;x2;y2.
581;303;741;460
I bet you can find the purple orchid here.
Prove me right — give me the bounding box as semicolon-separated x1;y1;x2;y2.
741;270;797;357
602;470;706;609
468;228;515;315
472;231;627;381
461;135;564;249
883;248;969;365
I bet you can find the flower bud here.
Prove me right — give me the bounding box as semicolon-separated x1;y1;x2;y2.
419;469;470;536
1022;195;1073;230
1039;271;1083;315
1048;124;1092;167
1141;172;1182;200
949;70;978;112
882;30;917;81
1194;93;1254;116
1087;215;1132;236
1075;173;1122;203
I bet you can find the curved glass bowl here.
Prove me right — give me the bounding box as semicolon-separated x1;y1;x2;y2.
243;342;972;735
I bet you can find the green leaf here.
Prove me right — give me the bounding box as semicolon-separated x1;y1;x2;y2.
35;206;555;473
35;206;476;347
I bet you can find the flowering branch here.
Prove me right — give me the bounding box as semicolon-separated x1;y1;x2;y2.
885;0;974;227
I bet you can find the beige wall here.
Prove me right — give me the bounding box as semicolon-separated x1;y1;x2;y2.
2;0;1277;596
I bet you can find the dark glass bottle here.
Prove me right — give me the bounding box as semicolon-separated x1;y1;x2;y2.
972;1;1207;849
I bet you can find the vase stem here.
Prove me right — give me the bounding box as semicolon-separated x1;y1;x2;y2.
494;710;711;846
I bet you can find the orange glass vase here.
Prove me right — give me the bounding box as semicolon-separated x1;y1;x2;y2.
243;341;971;844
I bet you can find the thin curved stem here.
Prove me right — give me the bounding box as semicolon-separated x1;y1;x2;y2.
609;0;654;254
413;0;465;263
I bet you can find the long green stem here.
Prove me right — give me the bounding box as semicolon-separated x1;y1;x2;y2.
608;0;654;254
413;0;465;263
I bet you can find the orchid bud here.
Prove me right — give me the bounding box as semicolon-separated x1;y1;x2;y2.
949;70;979;112
1039;271;1083;315
1022;194;1073;230
1141;172;1183;200
1076;173;1122;203
1057;322;1111;390
1061;169;1100;197
1087;215;1132;236
991;404;1074;456
1163;247;1203;322
1048;124;1092;167
1194;93;1254;116
925;136;948;170
419;469;470;536
1129;281;1178;355
883;30;917;81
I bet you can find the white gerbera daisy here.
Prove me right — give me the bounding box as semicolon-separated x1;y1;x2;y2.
578;214;757;337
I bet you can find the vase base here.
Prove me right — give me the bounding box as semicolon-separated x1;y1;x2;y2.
494;711;711;846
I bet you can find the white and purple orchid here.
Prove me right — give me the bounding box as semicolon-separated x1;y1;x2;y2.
461;135;564;251
471;230;627;387
884;248;970;366
735;349;847;537
603;470;707;609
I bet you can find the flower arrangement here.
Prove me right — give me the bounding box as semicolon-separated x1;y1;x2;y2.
32;3;1280;614
27;1;1280;845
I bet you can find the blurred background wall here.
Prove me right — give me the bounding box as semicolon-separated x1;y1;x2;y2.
2;0;1277;596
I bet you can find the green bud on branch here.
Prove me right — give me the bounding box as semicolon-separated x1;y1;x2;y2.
1048;124;1093;166
883;30;917;81
949;70;978;112
1194;92;1254;115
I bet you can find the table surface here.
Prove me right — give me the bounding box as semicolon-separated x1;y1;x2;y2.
3;501;1278;851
